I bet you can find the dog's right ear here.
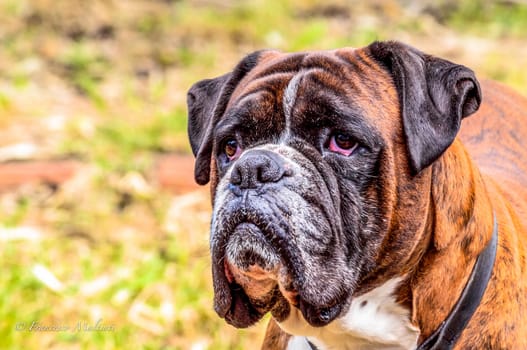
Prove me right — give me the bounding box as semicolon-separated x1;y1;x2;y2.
187;51;265;185
187;73;231;159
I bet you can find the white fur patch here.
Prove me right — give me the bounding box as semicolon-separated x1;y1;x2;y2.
278;277;419;350
287;336;313;350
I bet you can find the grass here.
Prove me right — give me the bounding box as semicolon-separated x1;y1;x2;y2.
60;107;188;172
0;0;526;349
448;0;527;38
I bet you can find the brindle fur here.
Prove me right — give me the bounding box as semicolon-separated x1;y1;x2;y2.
187;41;527;349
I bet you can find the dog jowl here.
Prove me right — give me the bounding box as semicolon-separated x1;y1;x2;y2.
186;41;527;349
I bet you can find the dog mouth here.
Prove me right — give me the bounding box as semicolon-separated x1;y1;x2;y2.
212;220;348;328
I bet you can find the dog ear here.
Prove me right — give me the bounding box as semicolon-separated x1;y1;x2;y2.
368;41;481;174
187;51;265;185
187;73;231;185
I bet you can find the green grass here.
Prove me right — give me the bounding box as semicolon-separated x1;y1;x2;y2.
0;0;526;349
448;0;527;38
59;107;189;172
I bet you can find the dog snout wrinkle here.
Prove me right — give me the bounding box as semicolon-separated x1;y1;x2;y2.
230;150;292;189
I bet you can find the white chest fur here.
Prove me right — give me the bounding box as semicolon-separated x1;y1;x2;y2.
281;278;419;350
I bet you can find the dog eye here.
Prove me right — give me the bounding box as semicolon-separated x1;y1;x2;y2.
328;133;358;156
224;139;241;161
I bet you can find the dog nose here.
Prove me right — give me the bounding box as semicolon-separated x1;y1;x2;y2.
230;149;292;189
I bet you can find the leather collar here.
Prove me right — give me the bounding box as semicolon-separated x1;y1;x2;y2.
307;213;498;350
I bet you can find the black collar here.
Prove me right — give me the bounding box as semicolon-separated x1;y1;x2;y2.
308;214;498;350
417;213;498;350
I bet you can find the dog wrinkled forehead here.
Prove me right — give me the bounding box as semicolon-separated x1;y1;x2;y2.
221;48;399;141
228;48;395;111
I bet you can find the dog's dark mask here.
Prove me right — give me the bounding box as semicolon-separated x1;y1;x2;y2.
187;41;481;328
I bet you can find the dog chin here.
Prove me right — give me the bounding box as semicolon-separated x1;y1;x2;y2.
220;275;347;329
219;222;287;327
215;222;350;328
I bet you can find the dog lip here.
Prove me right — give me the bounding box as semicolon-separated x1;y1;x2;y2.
224;259;235;284
298;298;343;327
213;286;232;319
278;284;300;306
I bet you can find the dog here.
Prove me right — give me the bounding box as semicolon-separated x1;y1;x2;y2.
186;41;527;349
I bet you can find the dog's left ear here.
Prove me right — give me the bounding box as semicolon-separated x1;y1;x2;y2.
368;41;481;174
187;51;266;185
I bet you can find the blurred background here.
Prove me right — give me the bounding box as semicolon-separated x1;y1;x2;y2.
0;0;525;349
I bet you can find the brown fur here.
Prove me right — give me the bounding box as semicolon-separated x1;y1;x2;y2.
262;317;292;350
423;80;527;348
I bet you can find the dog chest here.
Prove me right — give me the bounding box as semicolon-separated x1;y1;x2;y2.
282;278;419;350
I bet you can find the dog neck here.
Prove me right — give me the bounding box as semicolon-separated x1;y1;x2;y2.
409;139;496;342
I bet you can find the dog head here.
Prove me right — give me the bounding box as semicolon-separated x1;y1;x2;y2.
187;41;481;329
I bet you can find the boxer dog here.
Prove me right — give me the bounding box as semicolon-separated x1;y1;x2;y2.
186;41;527;349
